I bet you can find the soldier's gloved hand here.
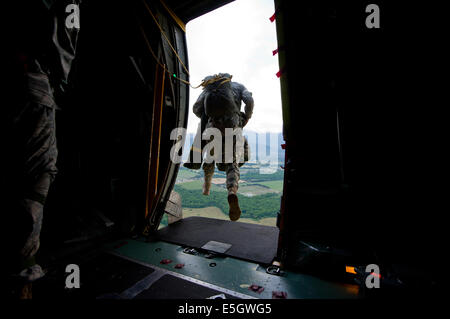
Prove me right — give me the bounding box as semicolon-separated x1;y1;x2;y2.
240;112;249;127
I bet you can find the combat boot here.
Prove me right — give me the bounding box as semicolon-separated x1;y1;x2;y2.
227;186;241;221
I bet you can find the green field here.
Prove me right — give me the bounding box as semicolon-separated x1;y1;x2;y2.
178;180;226;192
164;166;284;227
173;185;281;220
176;168;200;180
258;180;284;192
177;180;203;189
238;184;279;196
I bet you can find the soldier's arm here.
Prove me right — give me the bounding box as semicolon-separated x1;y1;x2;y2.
241;86;254;123
193;91;206;118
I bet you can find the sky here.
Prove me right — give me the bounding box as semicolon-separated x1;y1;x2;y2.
185;0;283;134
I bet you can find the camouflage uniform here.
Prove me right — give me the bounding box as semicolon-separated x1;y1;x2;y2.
193;74;254;192
4;0;80;290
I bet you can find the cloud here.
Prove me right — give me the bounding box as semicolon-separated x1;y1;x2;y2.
185;0;282;133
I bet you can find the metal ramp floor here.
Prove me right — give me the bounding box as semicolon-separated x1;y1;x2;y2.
155;216;279;265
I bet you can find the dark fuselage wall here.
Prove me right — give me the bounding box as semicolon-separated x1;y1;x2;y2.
41;0;190;250
276;0;443;279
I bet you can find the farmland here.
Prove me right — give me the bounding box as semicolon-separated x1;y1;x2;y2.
160;165;283;228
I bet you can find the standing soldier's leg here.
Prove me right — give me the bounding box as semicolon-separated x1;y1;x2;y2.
20;105;57;263
7;84;58;298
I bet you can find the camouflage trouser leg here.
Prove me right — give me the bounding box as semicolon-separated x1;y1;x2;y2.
19;174;52;265
203;127;245;191
216;162;240;190
7;98;58;282
202;161;215;189
225;163;240;190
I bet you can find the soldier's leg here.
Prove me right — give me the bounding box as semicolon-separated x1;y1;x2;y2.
202;161;215;195
226;163;241;221
203;127;221;196
220;128;243;221
226;163;240;191
7;98;57;298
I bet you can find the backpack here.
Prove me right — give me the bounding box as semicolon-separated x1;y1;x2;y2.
203;74;239;119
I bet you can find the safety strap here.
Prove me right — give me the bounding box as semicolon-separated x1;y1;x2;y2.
142;0;190;77
201;75;233;90
159;0;186;32
138;19;231;91
140;1;232;91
